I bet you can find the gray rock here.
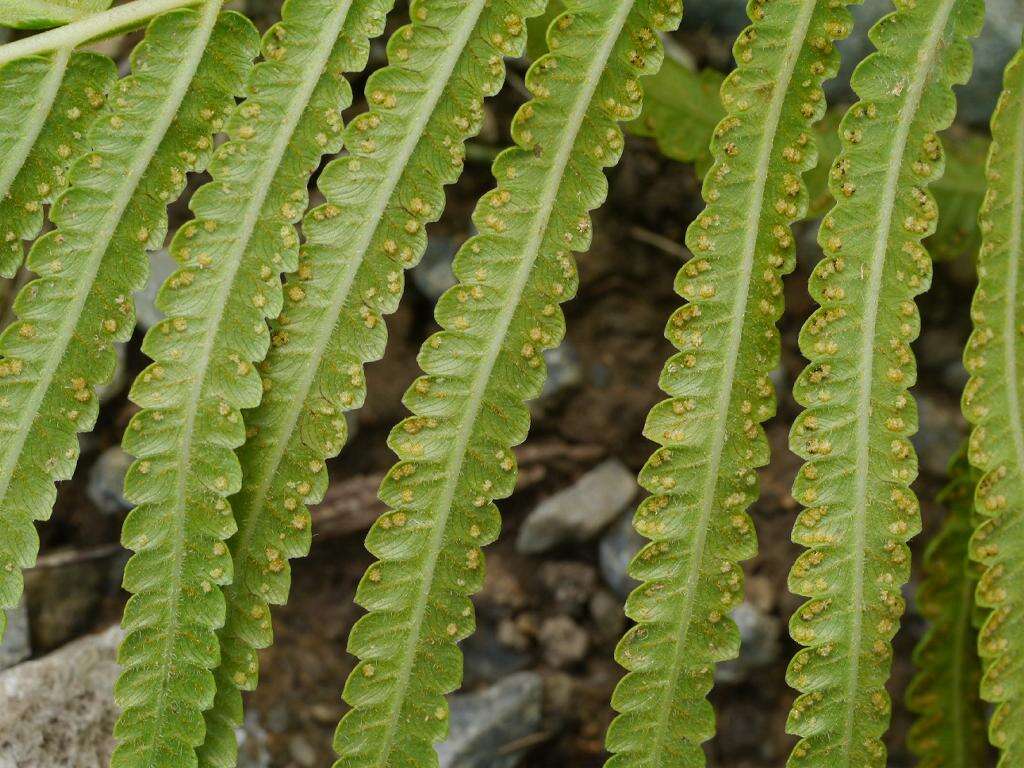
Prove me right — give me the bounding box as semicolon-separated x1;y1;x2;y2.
0;625;269;768
25;545;126;652
538;560;597;614
0;603;30;671
461;624;532;688
436;672;543;768
87;446;133;515
537;615;589;669
598;510;644;598
95;343;127;405
411;236;459;302
516;459;636;554
0;625;122;768
135;249;178;332
589;589;626;644
715;601;782;684
287;735;317;767
539;342;583;399
911;393;967;477
237;711;271;768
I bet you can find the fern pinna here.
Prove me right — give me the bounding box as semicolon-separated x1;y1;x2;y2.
332;0;680;763
905;447;988;768
604;0;853;764
199;0;545;763
0;50;115;277
785;0;981;763
0;0;112;27
962;36;1024;768
112;0;390;764
0;3;254;653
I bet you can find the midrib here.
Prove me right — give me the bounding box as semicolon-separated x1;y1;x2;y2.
155;0;354;733
999;75;1024;534
379;3;635;762
230;0;487;568
0;0;205;65
0;47;69;205
115;0;222;744
649;2;817;758
0;3;218;510
843;1;955;759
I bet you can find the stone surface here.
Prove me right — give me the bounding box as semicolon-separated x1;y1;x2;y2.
135;248;178;332
0;625;269;768
538;560;597;614
436;672;543;768
715;602;783;684
0;625;122;768
516;459;637;554
588;589;626;645
461;623;532;688
598;509;644;598
86;446;133;515
911;393;966;476
95;343;127;405
0;603;30;671
537;615;589;669
539;342;583;399
24;547;123;652
411;236;459;302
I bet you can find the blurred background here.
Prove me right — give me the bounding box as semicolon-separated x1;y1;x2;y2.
0;1;1016;765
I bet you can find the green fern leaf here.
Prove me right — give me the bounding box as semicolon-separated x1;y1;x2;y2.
962;35;1024;768
0;3;256;651
603;0;852;765
0;50;116;277
905;446;987;768
784;0;983;764
170;1;394;765
333;0;681;763
0;0;113;29
627;53;722;173
199;0;546;763
117;1;389;766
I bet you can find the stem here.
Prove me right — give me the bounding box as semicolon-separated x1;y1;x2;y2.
0;0;202;64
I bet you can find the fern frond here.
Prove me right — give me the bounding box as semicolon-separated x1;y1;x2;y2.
603;1;852;765
4;7;260;766
0;3;255;653
333;0;681;764
160;2;392;766
0;50;117;277
962;36;1024;768
784;0;982;764
628;53;722;172
905;446;987;768
117;2;386;766
199;0;544;763
0;0;113;29
0;0;206;63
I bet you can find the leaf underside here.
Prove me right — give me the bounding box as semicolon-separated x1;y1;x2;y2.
202;0;550;764
187;0;396;764
65;7;262;768
0;0;113;29
332;0;681;764
0;5;253;663
962;35;1024;768
604;0;853;765
784;0;982;764
0;50;116;278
